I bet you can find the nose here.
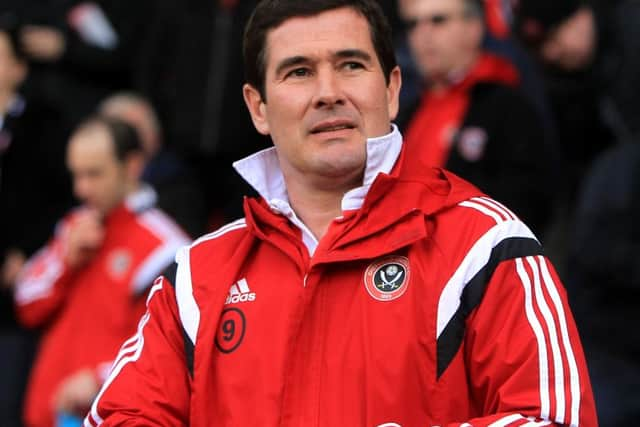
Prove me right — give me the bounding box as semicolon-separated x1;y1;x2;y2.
312;67;345;109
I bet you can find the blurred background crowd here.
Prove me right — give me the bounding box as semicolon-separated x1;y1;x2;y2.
0;0;638;426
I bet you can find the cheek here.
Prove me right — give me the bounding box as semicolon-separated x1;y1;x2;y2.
265;96;298;131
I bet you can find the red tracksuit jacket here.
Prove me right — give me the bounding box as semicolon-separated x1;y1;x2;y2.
86;135;597;426
14;187;190;427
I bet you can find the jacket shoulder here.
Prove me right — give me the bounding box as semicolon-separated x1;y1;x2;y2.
188;218;249;253
173;218;252;318
184;218;252;277
434;194;540;257
135;207;191;243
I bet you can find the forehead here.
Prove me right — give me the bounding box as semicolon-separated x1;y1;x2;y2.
68;125;117;164
400;0;464;15
264;7;377;70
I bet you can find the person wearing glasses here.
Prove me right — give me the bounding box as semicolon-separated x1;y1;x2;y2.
397;0;557;237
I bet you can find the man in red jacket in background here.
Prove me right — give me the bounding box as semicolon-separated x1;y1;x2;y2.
397;0;557;235
86;1;597;426
13;115;189;427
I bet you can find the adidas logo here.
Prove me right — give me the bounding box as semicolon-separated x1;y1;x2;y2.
225;278;256;305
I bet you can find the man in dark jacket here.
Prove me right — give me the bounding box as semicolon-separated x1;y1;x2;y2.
514;0;640;199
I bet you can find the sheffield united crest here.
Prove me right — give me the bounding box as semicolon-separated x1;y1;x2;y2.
364;256;410;301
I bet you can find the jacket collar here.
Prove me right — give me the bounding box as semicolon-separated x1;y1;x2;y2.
233;124;402;210
124;184;157;213
233;125;403;255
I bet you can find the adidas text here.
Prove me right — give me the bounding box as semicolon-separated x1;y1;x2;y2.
225;278;256;305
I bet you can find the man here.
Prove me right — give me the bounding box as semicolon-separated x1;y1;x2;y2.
86;1;596;425
397;0;556;234
14;116;189;427
514;0;640;199
98;92;208;238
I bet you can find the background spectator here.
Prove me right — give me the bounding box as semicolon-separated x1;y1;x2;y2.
13;116;189;427
98;92;208;238
514;0;640;201
396;0;556;234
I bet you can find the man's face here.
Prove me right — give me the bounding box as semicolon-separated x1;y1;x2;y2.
0;32;26;93
400;0;482;81
539;7;596;71
243;7;401;188
67;125;128;217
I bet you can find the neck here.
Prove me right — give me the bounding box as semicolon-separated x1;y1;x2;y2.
285;175;359;241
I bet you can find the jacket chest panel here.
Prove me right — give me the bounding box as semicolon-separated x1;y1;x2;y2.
193;247;447;425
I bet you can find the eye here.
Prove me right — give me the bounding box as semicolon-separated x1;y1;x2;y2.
342;61;365;71
285;67;311;78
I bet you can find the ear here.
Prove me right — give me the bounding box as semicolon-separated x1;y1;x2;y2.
243;83;270;135
387;66;402;121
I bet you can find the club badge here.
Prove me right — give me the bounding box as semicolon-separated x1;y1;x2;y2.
107;249;132;279
364;256;410;302
456;126;488;162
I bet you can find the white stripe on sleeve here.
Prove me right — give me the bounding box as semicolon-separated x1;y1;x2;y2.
515;257;550;420
86;281;164;426
437;220;537;338
527;256;566;423
538;256;581;427
175;246;200;345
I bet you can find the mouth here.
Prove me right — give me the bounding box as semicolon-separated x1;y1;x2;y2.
310;120;356;134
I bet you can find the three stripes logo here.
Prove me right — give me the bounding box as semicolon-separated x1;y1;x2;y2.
225;278;256;305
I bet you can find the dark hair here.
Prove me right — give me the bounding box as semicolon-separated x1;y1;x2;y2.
0;13;26;62
77;115;143;162
243;0;397;100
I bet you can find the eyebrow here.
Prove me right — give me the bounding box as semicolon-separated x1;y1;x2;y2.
274;55;308;78
273;49;374;77
334;49;372;63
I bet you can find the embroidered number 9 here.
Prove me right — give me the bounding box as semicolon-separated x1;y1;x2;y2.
222;319;235;341
215;308;246;353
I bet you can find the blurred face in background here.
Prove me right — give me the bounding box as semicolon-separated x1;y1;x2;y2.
0;32;26;95
539;7;596;71
67;123;129;217
399;0;483;84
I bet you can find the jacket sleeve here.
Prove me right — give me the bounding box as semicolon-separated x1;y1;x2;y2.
14;219;76;328
456;255;598;427
83;268;190;426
